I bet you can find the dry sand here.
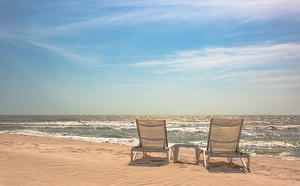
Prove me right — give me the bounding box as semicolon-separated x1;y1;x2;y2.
0;133;299;185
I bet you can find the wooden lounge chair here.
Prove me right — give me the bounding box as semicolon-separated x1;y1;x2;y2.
131;119;173;164
200;119;250;170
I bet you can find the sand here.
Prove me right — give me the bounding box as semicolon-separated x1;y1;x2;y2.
0;133;299;186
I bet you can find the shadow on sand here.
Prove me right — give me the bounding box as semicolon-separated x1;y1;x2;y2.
198;160;251;174
129;156;250;174
128;155;169;167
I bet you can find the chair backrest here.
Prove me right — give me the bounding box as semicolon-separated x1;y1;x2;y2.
136;119;168;149
207;119;244;154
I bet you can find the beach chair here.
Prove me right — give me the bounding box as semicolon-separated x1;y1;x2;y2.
200;119;250;170
131;119;173;164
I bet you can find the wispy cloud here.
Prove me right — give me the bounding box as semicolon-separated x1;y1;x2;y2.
0;27;102;66
25;40;99;66
93;0;300;23
136;43;300;89
7;0;297;36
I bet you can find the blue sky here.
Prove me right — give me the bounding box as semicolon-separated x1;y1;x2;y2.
0;0;300;115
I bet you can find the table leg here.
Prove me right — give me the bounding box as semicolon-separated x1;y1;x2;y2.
173;145;179;162
195;145;199;164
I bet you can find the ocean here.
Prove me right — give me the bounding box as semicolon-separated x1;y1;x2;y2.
1;115;299;160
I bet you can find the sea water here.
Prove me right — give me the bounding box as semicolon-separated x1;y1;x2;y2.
0;115;299;160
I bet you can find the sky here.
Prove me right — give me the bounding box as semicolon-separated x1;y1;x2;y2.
0;0;300;115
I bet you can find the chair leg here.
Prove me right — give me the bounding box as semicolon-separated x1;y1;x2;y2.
143;151;147;157
247;155;250;171
240;158;246;167
132;151;138;162
131;150;137;162
202;151;207;168
166;150;170;164
206;154;210;169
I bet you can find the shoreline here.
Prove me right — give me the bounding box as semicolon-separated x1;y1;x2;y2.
1;133;300;185
2;131;300;161
1;115;299;160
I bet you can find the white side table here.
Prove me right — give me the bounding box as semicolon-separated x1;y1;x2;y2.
173;143;200;164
